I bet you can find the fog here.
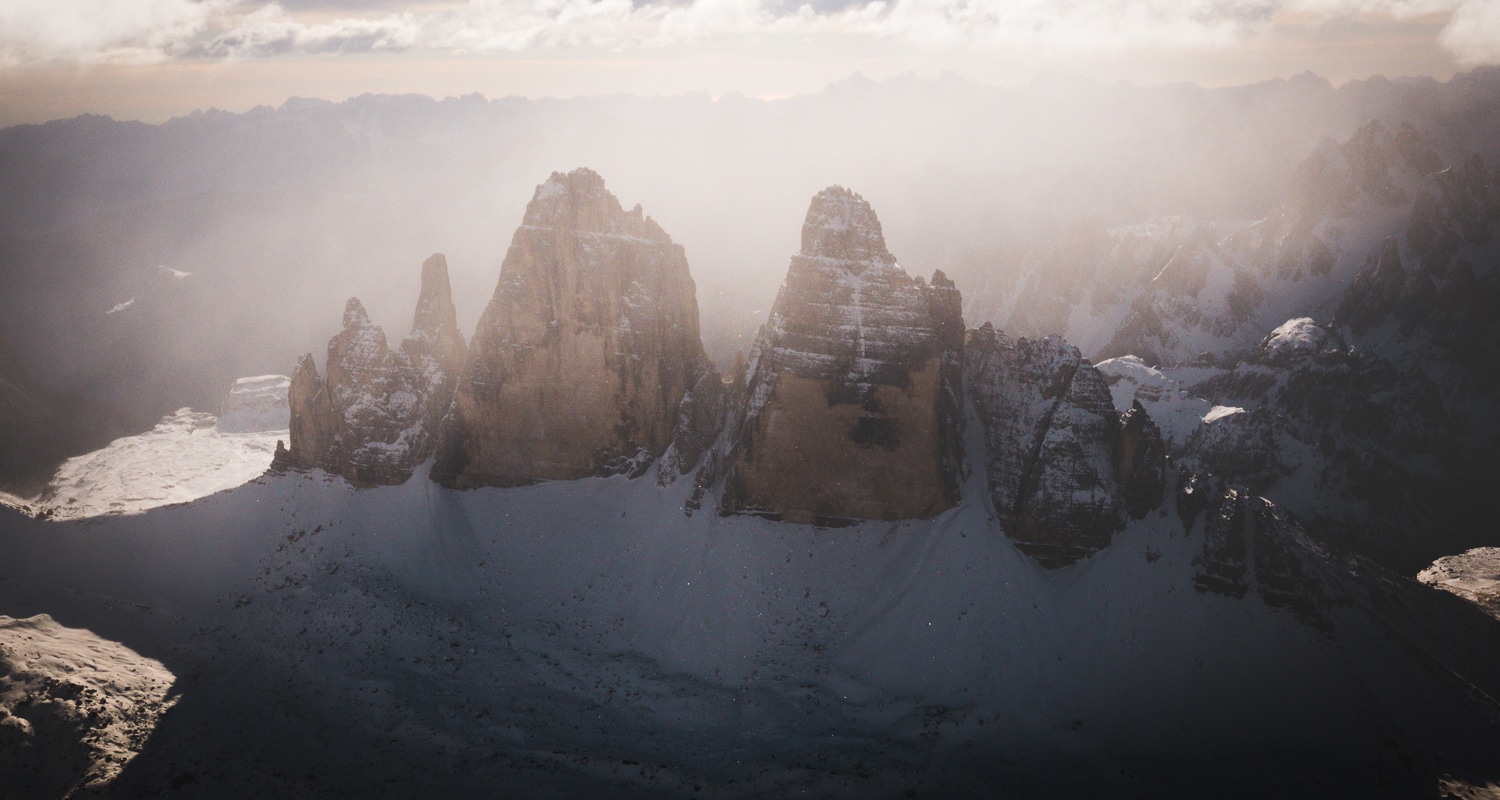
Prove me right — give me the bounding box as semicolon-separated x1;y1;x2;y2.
3;67;1499;433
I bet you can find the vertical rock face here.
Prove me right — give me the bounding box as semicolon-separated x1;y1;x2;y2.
965;324;1166;567
277;255;467;485
431;169;706;488
720;186;964;523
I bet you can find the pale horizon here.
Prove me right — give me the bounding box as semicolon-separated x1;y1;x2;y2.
1;1;1494;126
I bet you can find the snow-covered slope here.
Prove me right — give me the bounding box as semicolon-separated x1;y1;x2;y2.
1094;355;1212;450
1;436;1497;797
0;614;178;799
21;377;288;520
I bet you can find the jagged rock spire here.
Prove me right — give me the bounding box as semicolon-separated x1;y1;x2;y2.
277;256;467;485
410;253;463;347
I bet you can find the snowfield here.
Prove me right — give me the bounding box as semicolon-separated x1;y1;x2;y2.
2;439;1499;797
17;376;290;521
36;409;284;520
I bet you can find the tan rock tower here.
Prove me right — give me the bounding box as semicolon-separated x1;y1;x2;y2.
432;169;707;488
720;186;964;523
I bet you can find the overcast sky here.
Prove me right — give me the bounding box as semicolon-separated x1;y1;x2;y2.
1;0;1496;124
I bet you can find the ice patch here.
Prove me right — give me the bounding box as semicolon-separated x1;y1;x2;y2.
106;297;135;315
157;265;192;279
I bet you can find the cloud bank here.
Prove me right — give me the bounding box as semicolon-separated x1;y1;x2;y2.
1;0;1496;68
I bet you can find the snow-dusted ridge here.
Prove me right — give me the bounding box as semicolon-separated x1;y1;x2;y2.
0;614;177;798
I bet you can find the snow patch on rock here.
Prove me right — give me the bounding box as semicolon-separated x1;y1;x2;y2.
1257;318;1337;363
1096;355;1211;450
1203;405;1246;424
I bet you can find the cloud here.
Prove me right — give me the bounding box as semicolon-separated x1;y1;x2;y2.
0;0;220;65
1;0;1496;67
1441;0;1500;64
843;0;1275;52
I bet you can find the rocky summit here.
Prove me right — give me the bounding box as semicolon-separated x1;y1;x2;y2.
965;324;1166;567
719;186;964;524
276;254;466;485
431;168;707;488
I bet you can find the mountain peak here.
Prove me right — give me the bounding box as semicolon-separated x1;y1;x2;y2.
342;297;373;330
522;167;668;241
799;186;893;271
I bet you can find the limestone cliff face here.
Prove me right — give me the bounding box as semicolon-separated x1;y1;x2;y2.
431;169;706;488
965;324;1166;567
720;186;963;523
277;254;466;485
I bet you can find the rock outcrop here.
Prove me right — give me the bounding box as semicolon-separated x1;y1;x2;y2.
1114;400;1167;519
1184;479;1333;631
276;254;466;485
1181;316;1466;568
718;187;964;524
431;169;706;488
965;324;1166;567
